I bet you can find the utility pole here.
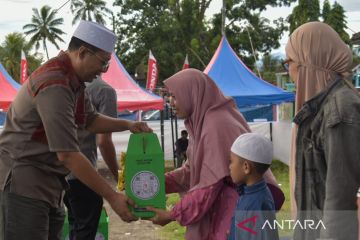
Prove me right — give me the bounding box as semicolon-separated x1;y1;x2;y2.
245;26;262;79
221;0;226;36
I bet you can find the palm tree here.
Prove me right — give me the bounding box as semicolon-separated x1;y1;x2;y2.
71;0;112;25
23;5;65;60
0;32;42;82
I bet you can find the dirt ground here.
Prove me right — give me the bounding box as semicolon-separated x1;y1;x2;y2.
98;161;165;240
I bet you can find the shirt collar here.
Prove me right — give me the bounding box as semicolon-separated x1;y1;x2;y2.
293;76;343;125
236;178;267;195
243;178;267;194
57;51;84;92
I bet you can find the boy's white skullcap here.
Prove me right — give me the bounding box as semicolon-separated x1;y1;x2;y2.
231;133;273;165
73;20;116;53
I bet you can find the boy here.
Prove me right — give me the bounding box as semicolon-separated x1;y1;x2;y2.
175;130;188;168
228;133;279;240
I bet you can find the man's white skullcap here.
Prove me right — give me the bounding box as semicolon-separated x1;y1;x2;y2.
73;20;116;53
231;133;273;165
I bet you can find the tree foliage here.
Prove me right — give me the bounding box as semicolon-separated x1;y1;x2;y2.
220;0;295;68
114;0;295;84
288;0;320;33
290;0;350;44
71;0;112;25
23;5;65;60
113;0;213;83
260;54;284;84
322;0;331;23
324;1;350;44
0;32;42;83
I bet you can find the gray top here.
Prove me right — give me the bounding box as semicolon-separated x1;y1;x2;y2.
293;78;360;240
67;77;117;180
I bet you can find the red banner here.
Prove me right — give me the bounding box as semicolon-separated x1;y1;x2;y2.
20;50;28;84
146;50;158;92
182;54;189;69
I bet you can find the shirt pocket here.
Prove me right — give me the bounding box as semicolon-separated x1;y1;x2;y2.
74;113;87;128
303;137;326;210
74;91;87;128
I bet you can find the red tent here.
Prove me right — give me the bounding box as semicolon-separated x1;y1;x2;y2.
0;63;20;111
102;54;163;112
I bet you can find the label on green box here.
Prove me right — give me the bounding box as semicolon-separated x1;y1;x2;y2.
125;133;166;218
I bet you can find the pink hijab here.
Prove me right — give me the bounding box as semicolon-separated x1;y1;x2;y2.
164;69;281;239
164;69;250;191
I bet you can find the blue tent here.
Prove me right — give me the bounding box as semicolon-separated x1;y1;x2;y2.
204;37;294;107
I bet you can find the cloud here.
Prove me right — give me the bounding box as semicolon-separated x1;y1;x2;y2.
3;0;32;2
0;20;25;35
337;0;360;12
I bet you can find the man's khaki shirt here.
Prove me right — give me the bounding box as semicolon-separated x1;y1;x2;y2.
0;52;98;207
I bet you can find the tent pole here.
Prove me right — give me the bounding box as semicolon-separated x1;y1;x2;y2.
170;108;176;168
160;92;165;152
160;109;164;152
174;114;179;167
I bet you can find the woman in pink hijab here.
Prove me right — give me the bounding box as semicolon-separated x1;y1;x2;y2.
286;22;360;240
147;69;284;240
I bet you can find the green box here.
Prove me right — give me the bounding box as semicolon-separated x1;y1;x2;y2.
125;133;166;218
62;207;109;240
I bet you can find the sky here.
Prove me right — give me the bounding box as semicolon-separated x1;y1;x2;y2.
0;0;359;60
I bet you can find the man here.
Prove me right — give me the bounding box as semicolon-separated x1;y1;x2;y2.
64;75;118;240
175;130;188;168
0;20;151;240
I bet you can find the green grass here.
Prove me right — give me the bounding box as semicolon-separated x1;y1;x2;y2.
271;160;290;213
159;160;291;238
271;160;293;237
159;197;186;240
160;161;186;240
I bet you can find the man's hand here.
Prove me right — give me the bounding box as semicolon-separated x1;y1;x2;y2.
107;192;138;223
129;122;152;133
146;206;173;226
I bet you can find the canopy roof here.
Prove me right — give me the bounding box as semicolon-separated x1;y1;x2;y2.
102;54;163;111
0;63;20;111
204;37;294;107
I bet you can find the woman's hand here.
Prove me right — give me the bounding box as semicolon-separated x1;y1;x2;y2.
146;206;173;226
